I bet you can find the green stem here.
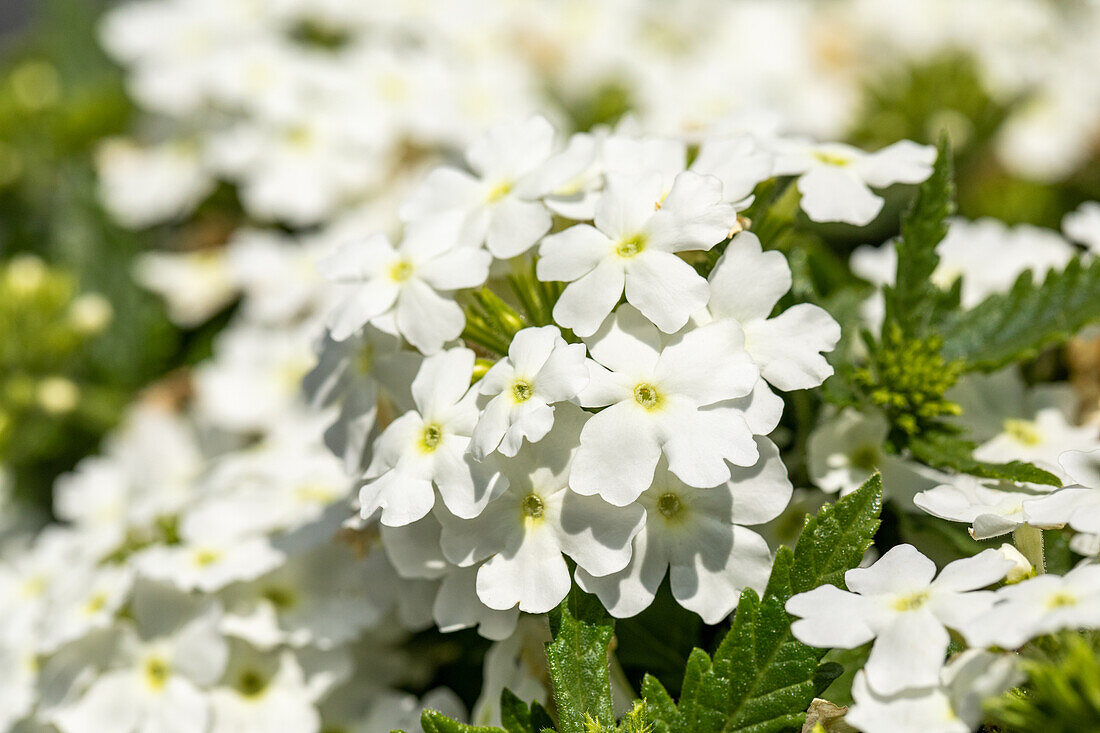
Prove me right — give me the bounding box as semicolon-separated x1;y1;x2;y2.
1013;524;1045;574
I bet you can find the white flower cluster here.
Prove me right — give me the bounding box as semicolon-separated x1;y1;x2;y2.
315;114;843;628
95;0;1100;235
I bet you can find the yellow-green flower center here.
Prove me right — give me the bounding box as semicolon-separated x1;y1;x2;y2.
657;492;683;519
812;150;852;167
236;669;269;699
419;423;444;453
389;260;414;283
485;180;513;203
521;492;545;520
1047;591;1078;609
1004;419;1042;447
143;656;170;691
192;548;222;567
633;383;663;411
892;590;930;612
850;444;880;471
512;379;534;403
616;233;647;259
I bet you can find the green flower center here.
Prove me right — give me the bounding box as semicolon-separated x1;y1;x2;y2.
419;423;443;453
389;260;414;283
616;233;647;259
657;492;683;519
512;379;534;403
850;444;880;471
236;669;269;699
633;383;663;411
485;180;513;203
1047;592;1078;609
812;150;852;167
1004;419;1042;447
143;656;170;691
192;548;221;567
893;590;930;612
521;493;545;520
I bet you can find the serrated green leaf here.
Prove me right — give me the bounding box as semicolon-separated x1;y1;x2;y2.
882;136;957;337
643;475;883;733
908;430;1061;487
545;586;616;732
420;709;507;733
939;257;1100;372
500;689;557;733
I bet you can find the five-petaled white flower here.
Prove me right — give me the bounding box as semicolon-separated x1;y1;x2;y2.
399;115;592;258
438;404;645;614
570;306;759;505
537;171;737;337
773;139;935;225
786;544;1012;695
576;438;791;623
359;348;507;526
318;216;491;352
470;326;589;460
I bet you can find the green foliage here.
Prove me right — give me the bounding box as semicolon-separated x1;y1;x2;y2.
939;257;1100;372
852;324;963;436
985;632;1100;733
881;135;957;338
908;430;1060;487
545;587;618;731
638;474;882;733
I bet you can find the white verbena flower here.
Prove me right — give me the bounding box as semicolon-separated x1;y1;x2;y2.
1063;201;1100;253
1023;449;1100;534
786;544;1012;695
914;475;1046;540
774;139;935;226
962;562;1100;649
471;325;589;460
359;348;507;526
846;650;1021;733
438;404;644;614
318;216;491;352
399;115;591;258
537;171;736;336
576;438;791;623
571;306;759;505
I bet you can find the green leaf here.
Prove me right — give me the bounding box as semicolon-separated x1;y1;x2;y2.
939;257;1100;372
882;136;956;337
643;474;882;733
500;689;557;733
419;709;507;733
908;430;1061;487
545;586;616;732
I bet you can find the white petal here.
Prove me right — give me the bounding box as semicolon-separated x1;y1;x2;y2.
624;251;711;333
706;232;791;323
411;348;475;418
533;341;589;402
486;197;552;258
537;224;611;282
1059;449;1100;489
466;115;555;180
327;281;399;341
434;565;519;641
556;492;645;577
399;167;481;221
552;259;625;338
417;246;492;291
316;233;394;282
595;172;665;239
798;166;883;226
845;544;936;597
656;320;757;404
433;442;507;519
570;402;662;505
857;140;936;188
645;171;736;252
931;549;1013;593
584;305;661;376
360;470;435;527
671;524;772;624
575;530;666;619
476;525;571;614
661;401;758;487
395;279;465;354
745;304;840;391
727;437;794;525
786;585;877;648
864;610;948;695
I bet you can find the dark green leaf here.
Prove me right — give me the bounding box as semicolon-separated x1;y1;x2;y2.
882;136;956;337
419;709;506;733
939;257;1100;372
545;586;616;731
500;689;557;733
643;475;883;732
908;431;1060;487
